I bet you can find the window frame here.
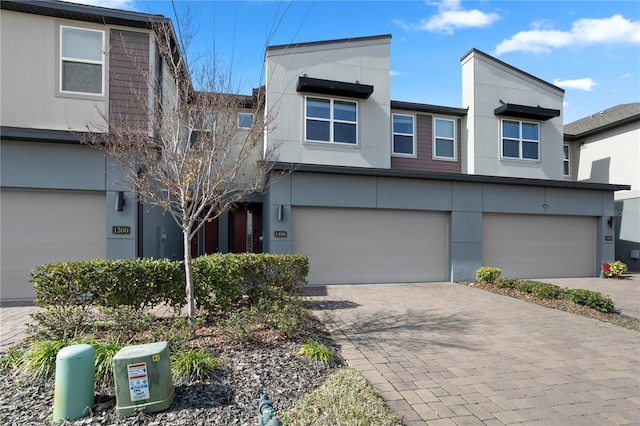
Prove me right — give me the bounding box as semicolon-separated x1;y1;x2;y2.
500;119;540;161
563;144;571;177
433;117;457;161
59;25;105;96
304;96;358;146
238;112;254;129
391;113;416;157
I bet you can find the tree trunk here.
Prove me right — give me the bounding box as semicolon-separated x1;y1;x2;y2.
183;228;196;318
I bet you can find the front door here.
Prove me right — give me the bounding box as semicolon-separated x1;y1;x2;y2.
191;217;219;256
231;203;261;253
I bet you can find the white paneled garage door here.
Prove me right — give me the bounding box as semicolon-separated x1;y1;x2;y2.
483;214;596;279
1;188;106;300
291;207;448;284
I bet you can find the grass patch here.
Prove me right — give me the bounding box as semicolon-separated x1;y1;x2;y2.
171;348;218;382
279;367;402;425
297;339;334;362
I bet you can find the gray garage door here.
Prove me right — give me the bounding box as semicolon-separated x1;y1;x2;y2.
1;188;106;300
483;213;597;279
291;207;448;285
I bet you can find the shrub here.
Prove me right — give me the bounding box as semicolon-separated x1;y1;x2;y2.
494;278;517;288
297;339;334;362
531;283;565;300
87;339;121;387
31;259;184;310
193;253;309;312
476;267;501;283
566;289;616;313
171;348;218;381
0;347;25;371
514;280;539;294
601;261;628;278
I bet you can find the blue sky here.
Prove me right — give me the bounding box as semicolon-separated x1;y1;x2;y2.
75;0;639;123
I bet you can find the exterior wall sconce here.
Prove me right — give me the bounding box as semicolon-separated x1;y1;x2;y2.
115;191;125;212
277;205;284;221
607;216;615;228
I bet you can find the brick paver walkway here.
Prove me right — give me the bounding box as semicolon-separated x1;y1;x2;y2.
307;282;640;425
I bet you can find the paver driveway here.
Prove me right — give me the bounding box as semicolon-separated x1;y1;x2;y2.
306;283;640;425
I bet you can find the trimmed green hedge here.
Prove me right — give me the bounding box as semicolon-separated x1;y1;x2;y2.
31;254;308;312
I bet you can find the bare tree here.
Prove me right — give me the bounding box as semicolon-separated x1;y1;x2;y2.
87;19;276;318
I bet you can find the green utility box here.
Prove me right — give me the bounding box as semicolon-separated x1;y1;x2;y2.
112;341;175;416
53;344;95;423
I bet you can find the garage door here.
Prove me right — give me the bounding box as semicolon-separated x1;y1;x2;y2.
483;214;596;279
291;207;448;284
1;188;106;300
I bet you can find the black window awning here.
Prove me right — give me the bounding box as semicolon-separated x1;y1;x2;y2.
297;76;374;99
494;103;560;121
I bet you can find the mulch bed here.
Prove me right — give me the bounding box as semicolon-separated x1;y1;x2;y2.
459;281;640;332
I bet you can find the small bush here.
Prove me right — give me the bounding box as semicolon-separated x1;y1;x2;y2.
297;339;334;362
171;348;218;381
494;278;517;288
566;289;616;313
601;261;628;278
531;283;565;300
87;339;121;387
476;267;501;283
514;280;539;294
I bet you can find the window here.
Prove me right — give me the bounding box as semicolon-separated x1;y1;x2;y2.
563;144;570;177
305;97;357;145
189;111;214;146
434;118;456;160
501;120;539;160
238;113;253;129
392;114;415;156
60;26;104;95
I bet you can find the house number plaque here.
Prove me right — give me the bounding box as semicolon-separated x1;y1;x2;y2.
274;231;287;238
112;226;131;235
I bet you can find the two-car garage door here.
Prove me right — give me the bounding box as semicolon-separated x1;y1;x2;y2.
291;207;448;284
1;188;106;300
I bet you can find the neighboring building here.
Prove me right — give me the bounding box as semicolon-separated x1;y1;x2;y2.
260;35;627;285
0;1;630;301
564;103;640;271
0;0;182;300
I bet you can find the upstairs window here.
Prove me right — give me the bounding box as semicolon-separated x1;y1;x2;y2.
238;113;253;129
305;97;357;145
434;118;456;160
563;144;571;177
392;114;415;156
501;120;539;160
60;26;104;95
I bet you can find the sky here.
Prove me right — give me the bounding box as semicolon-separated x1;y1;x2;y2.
73;0;639;123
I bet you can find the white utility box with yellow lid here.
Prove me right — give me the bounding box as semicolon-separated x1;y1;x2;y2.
112;341;175;416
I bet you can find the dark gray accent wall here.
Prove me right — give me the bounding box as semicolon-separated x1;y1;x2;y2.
265;170;617;282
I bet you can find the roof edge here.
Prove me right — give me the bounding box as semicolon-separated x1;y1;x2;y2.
267;34;392;52
461;48;564;94
272;162;629;192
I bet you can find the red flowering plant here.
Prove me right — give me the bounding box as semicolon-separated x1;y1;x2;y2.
600;261;628;278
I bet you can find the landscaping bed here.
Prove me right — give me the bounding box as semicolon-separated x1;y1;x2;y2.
461;279;640;332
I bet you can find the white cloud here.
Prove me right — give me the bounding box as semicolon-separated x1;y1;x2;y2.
553;77;598;91
496;14;640;55
66;0;137;11
621;73;634;79
390;70;405;77
399;0;499;35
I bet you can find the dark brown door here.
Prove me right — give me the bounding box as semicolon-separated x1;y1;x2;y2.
232;203;261;253
191;217;219;256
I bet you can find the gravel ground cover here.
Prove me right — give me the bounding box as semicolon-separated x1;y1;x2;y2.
0;317;344;426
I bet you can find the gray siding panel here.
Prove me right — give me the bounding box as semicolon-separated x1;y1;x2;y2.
291;173;377;207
